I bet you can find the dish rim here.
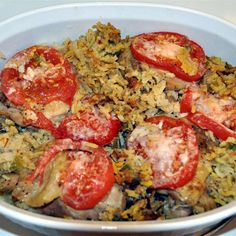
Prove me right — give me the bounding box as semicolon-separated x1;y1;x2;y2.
0;200;236;232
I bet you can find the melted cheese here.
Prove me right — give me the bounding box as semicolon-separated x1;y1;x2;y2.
65;112;110;140
43;100;70;119
6;87;16;96
5;53;29;69
66;122;97;140
22;109;37;121
62;150;109;206
23;67;35;81
192;86;235;124
142;40;182;60
128;123;195;187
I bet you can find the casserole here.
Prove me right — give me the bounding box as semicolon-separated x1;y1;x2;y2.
0;2;235;235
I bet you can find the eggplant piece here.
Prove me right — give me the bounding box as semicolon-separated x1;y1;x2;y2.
12;152;67;207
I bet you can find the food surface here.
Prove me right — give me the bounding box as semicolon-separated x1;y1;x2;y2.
0;22;235;221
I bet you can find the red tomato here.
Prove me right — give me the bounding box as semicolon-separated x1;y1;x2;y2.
23;109;60;138
60;148;115;210
187;112;236;141
0;45;77;134
57;109;121;145
179;88;193;113
131;32;206;82
127;116;199;189
180;86;236;140
1;45;77;107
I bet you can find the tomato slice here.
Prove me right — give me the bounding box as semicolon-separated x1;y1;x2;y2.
1;45;77;107
0;45;77;134
27;138;115;210
127;116;199;189
187;112;236;141
60;148;115;210
57;109;121;145
131;32;206;82
180;86;236;140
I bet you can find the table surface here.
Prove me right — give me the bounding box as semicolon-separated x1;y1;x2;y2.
0;0;235;235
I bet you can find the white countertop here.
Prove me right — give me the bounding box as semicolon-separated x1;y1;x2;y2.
1;0;236;25
0;1;235;235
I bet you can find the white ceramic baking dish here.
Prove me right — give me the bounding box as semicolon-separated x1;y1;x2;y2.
0;2;235;235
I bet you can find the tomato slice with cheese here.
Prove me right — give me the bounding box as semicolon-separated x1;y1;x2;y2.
1;45;77;107
131;32;206;82
180;86;236;140
60;148;115;210
127;116;199;189
57;109;121;145
187;112;236;141
27;139;115;210
0;45;77;134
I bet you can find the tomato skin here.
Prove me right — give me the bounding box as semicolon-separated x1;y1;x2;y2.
1;45;77;107
180;87;236;140
35;47;61;65
131;32;206;82
23;109;60;138
128;116;199;189
187;112;236;141
146;115;193;130
1;68;25;105
61;148;115;210
179;88;193;113
57;109;121;145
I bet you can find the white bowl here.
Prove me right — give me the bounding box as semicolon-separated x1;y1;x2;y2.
0;2;236;235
